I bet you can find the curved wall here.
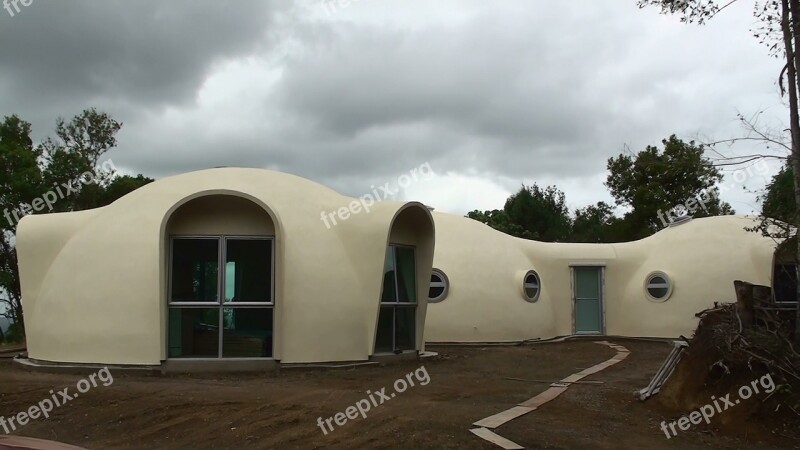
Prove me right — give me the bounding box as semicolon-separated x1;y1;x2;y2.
426;213;776;342
16;167;776;362
17;168;436;365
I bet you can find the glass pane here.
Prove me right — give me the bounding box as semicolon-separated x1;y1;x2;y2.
395;306;416;351
575;299;601;333
649;276;666;285
171;239;219;302
648;287;669;298
575;268;599;299
225;239;272;303
225;262;236;301
375;306;394;353
395;246;416;303
429;286;445;298
525;287;539;299
381;247;397;303
168;308;219;357
222;308;273;357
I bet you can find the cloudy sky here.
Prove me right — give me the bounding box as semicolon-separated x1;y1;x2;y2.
0;0;788;215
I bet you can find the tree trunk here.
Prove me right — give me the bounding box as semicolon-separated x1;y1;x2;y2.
734;280;755;327
782;0;800;344
0;234;23;336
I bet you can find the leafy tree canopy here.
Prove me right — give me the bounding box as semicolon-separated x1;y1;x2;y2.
468;184;572;242
606;134;733;236
0;110;154;337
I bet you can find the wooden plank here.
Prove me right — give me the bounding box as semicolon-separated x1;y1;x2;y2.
473;406;535;429
470;427;525;450
561;373;587;383
517;385;569;408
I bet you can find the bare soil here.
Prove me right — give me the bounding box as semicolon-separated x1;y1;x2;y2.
0;340;794;449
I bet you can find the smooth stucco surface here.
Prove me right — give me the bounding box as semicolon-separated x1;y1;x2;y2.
16;167;777;365
17;168;435;365
426;213;776;342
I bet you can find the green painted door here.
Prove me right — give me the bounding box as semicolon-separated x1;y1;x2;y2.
574;267;603;334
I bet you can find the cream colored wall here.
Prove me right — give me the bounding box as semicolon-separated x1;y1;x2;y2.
607;218;773;337
16;209;100;360
424;213;559;342
426;213;776;342
16;167;777;363
167;195;276;236
17;168;435;365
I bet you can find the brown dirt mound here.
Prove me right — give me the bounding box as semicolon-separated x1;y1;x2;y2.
657;292;800;442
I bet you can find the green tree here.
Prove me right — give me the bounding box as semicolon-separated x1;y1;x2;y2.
504;184;571;242
0;111;153;338
606;135;733;238
466;209;531;238
40;109;123;212
0;116;41;336
96;174;155;207
763;164;795;223
467;184;572;242
571;201;616;243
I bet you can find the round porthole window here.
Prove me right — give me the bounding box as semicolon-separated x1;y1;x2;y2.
523;270;541;303
645;271;672;302
428;269;449;303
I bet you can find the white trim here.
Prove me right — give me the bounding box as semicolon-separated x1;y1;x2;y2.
428;268;449;303
522;270;541;303
567;262;607;267
644;271;673;303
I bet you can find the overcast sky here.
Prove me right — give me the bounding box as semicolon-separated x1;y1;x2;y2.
0;0;788;215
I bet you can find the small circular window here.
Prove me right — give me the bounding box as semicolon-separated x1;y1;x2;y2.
523;270;541;302
645;271;672;302
428;269;449;303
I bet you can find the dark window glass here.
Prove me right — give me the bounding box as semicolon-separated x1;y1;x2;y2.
429;270;449;302
225;239;272;303
375;306;394;353
222;308;273;357
646;274;670;299
376;245;418;353
171;239;219;302
168;308;219;357
429;273;444;298
395;306;416;351
169;237;274;359
395;247;416;303
650;276;667;285
381;247;397;303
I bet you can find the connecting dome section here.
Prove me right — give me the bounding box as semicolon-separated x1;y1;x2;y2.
425;213;776;343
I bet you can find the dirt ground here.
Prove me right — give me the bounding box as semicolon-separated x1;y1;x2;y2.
0;340;795;449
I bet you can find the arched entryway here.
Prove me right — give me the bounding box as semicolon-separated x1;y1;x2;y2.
164;194;277;359
374;203;435;354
